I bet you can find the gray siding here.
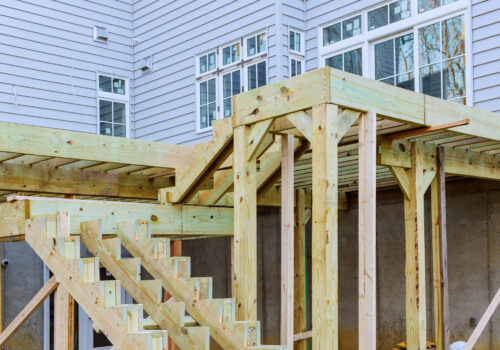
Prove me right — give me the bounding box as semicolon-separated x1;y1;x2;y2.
132;0;276;145
0;0;133;132
471;0;500;113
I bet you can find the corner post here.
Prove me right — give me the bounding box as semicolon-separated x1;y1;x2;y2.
233;125;258;321
358;111;377;349
405;141;427;350
431;147;449;350
311;103;338;350
281;134;295;349
294;188;308;350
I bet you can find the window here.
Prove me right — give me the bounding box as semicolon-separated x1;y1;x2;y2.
199;51;217;75
97;74;128;137
323;15;362;46
368;0;411;31
290;58;303;77
289;30;303;54
325;48;363;76
419;0;459;13
222;70;241;118
374;33;414;90
246;33;266;57
222;43;241;66
247;61;267;90
419;15;465;103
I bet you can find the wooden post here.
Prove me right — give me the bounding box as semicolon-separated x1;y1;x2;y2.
281;134;294;349
294;188;307;350
405;141;427;350
311;103;338;350
233;125;258;321
358;111;377;349
54;285;74;350
431;147;449;350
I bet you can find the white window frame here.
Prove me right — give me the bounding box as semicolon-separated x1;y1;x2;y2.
96;72;130;138
319;0;471;105
196;75;218;133
196;49;218;78
244;31;267;60
289;29;305;55
290;56;305;77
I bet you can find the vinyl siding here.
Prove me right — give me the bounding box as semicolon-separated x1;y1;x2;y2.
0;0;133;133
471;0;500;112
132;0;276;145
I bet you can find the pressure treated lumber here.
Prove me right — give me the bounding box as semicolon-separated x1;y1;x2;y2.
431;147;450;350
280;134;294;349
358;111;376;350
311;103;339;350
294;188;307;350
403;142;427;350
233;125;258;321
54;285;74;350
464;287;500;350
0;121;193;168
0;276;58;346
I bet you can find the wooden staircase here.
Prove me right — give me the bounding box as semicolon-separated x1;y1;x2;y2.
80;218;284;350
25;215;168;350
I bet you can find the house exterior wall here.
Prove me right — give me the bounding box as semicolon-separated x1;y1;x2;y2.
0;0;134;132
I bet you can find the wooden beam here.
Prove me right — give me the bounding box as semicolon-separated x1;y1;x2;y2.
294;188;307;350
233;125;257;321
281;134;294;349
311;103;338;350
387;119;470;140
464;287;500;350
0;162;172;199
358;111;377;350
0;276;58;346
431;147;450;350
54;285;74;350
404;141;427;350
0;121;193;168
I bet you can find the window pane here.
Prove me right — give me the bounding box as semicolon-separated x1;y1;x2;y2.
100;122;112;136
290;31;296;51
342;15;362;40
375;40;394;80
232;70;241;96
208;52;216;71
418;0;439;13
390;0;411;23
208;102;216;126
442;15;464;59
200;81;207;105
257;33;266;53
223;46;231;65
114;124;125;137
200;105;208;129
113;102;126;124
420;63;442;98
257;61;266;87
208;78;216;103
395;33;414;74
291;59;296;77
396;72;415;91
224;98;232;118
344;48;362;75
200;55;208;74
325;54;343;70
223;73;231;99
247;37;256;56
443;56;465;100
419;22;441;66
248;64;256;90
113;78;126;95
99;76;112;93
323;23;341;46
368;6;388;31
99;100;112;122
232;44;240;62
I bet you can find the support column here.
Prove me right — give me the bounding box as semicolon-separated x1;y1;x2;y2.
431;147;449;350
233;125;257;321
311;103;338;350
405;141;427;350
281;134;294;349
358;111;377;349
54;285;74;350
294;188;307;350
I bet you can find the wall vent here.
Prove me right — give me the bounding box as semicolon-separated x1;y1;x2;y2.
93;26;108;43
